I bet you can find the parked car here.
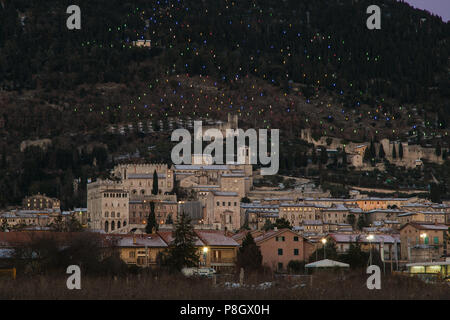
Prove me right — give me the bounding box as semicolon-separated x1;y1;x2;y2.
196;267;216;277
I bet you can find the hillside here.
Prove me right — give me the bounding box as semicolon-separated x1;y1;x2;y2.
0;0;449;207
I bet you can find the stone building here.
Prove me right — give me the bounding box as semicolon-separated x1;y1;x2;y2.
22;194;60;210
87;179;129;233
112;163;174;196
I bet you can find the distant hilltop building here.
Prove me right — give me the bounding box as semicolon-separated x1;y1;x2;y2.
20;139;52;152
22;194;60;210
132;39;151;48
87;179;130;233
300;129;445;169
112;163;174;195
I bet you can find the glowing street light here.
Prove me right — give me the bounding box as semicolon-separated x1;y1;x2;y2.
321;238;327;259
367;234;374;265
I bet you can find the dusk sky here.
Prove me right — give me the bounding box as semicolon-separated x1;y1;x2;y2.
404;0;450;22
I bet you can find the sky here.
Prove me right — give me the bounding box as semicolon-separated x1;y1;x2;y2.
404;0;450;22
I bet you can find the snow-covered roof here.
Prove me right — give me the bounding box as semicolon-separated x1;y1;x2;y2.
196;231;239;247
305;259;349;268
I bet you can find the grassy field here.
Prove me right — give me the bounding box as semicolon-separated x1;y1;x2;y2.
0;271;449;300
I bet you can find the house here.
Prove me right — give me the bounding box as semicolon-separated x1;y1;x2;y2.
399;222;449;261
195;230;239;273
254;228;314;272
158;230;239;272
112;234;168;267
328;233;401;262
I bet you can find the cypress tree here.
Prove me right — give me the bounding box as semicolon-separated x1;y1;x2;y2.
152;170;159;195
399;142;403;159
146;201;158;233
378;144;385;159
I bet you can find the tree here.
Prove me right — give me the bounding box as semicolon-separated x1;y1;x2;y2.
369;140;376;159
378;144;385;159
363;146;371;163
287;260;304;274
237;232;262;273
241;197;251;203
241;214;250;231
152;170;159;195
346;213;356;226
309;241;338;262
275;218;292;229
66;215;83;232
398;142;403;159
146;201;158;233
165;212;199;271
51;215;65;232
319;147;328;165
357;215;367;231
435;143;442;157
430;183;442;204
165;213;173;224
262;219;272;231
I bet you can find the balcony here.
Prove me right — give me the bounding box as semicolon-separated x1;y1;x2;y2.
211;257;235;266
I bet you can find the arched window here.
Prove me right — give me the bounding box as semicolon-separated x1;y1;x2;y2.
117;221;121;229
141;189;145;195
104;221;109;232
111;221;115;231
123;221;127;227
105;211;109;218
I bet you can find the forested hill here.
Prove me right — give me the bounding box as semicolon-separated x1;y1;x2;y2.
0;0;449;207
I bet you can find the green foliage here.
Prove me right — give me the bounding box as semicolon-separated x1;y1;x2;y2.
237;232;262;273
346;213;356;227
165;213;173;224
152;170;159;195
357;215;368;231
240;197;251;203
263;218;292;231
146;201;158;233
165;212;199;271
378;144;385;159
287;260;305;274
392;144;397;159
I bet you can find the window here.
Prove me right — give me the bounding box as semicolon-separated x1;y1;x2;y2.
294;249;299;256
294;236;299;242
433;237;439;244
282;236;285;241
278;249;283;256
129;251;135;258
278;262;283;271
217;202;220;206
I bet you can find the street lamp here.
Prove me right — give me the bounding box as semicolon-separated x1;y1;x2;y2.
367;234;374;265
420;233;431;261
203;247;208;266
321;238;327;260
